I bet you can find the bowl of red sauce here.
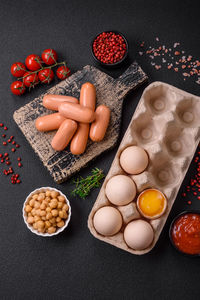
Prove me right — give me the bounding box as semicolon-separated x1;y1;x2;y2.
91;31;128;67
169;211;200;256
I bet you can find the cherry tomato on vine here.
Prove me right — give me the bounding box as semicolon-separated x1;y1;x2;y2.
38;69;54;84
11;62;26;77
56;66;71;80
42;49;57;65
10;81;26;95
23;72;39;88
25;54;42;71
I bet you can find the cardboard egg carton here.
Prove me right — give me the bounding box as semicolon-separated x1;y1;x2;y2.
88;81;200;255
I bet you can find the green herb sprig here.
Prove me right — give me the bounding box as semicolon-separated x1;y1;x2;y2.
71;168;105;199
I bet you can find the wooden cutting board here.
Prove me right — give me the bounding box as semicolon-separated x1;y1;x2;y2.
13;62;147;183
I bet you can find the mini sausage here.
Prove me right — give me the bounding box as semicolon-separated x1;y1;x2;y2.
51;119;77;151
80;82;96;111
70;123;90;155
59;102;95;123
70;83;96;155
89;105;110;142
35;113;66;132
43;94;78;111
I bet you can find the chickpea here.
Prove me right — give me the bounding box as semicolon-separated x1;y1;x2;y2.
34;201;40;209
56;217;61;223
29;199;35;207
57;202;63;209
62;204;69;212
42;216;46;221
33;222;38;230
36;209;41;216
37;220;44;228
38;193;45;201
46;212;52;220
40;210;46;217
34;215;40;222
51;191;59;198
62;211;68;219
38;227;45;233
59;210;64;218
32;194;38;200
45;221;51;228
25;205;32;213
31;208;35;216
40;202;46;210
48;227;56;234
49;199;58;209
49;217;56;224
27;216;34;224
28;212;32;217
58;195;65;202
51;209;58;217
46;207;51;213
57;220;65;228
45;197;51;203
45;190;51;197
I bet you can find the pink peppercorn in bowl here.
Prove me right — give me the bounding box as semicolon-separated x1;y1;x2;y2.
91;31;128;67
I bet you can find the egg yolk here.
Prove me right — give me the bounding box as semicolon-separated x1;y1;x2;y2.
138;189;166;217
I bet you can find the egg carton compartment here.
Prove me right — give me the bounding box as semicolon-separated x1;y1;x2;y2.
148;152;182;189
175;97;200;128
143;84;178;115
163;124;195;158
88;81;200;255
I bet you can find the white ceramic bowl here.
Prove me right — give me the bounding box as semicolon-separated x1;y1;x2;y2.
23;187;71;237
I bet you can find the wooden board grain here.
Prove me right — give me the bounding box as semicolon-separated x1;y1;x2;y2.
13;62;147;183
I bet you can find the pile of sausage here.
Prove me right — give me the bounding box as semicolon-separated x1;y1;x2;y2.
35;83;110;155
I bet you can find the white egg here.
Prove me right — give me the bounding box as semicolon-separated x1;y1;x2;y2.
124;219;154;250
105;175;136;206
120;146;149;174
93;206;122;236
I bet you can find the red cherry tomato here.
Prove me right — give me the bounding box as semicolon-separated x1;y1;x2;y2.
11;62;26;77
42;49;57;65
10;81;26;95
25;54;42;71
56;66;71;80
38;69;54;84
23;72;39;88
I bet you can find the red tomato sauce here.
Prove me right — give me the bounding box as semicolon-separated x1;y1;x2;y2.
171;213;200;255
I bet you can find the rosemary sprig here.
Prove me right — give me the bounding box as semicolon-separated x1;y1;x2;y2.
71;168;105;199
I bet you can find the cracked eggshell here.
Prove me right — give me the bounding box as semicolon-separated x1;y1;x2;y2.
120;146;149;174
105;175;136;206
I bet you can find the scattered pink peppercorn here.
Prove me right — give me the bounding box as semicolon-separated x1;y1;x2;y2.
0;122;22;185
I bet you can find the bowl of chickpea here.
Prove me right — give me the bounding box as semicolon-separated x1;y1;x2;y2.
23;187;71;236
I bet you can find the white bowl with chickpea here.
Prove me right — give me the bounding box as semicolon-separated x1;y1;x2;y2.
23;187;71;236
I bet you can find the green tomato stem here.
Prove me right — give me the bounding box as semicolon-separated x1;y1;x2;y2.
18;61;67;80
